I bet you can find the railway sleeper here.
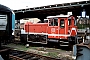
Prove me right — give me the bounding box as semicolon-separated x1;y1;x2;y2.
16;53;27;57
22;55;34;59
30;57;40;60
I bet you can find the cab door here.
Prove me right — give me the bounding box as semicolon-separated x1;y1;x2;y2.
59;18;68;39
48;18;59;39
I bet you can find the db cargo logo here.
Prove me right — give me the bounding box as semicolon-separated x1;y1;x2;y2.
51;28;55;33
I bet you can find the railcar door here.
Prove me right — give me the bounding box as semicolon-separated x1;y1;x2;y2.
48;18;59;39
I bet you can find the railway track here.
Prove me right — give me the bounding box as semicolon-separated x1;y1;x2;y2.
9;49;61;60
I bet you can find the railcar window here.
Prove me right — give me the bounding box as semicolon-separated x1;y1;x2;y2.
60;19;64;28
49;18;58;26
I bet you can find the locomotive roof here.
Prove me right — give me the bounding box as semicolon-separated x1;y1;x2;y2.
0;4;12;12
47;14;70;18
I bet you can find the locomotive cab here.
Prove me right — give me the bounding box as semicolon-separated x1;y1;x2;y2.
47;14;77;46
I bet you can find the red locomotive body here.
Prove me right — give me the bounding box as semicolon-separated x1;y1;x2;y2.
24;14;77;46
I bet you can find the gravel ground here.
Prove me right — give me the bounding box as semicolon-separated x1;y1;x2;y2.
3;43;74;60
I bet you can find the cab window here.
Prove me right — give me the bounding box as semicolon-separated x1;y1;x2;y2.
60;19;64;28
68;17;71;25
74;19;77;26
54;18;58;26
49;19;53;26
49;18;58;26
68;17;76;26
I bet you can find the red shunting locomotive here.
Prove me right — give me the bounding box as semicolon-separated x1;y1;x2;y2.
24;14;77;47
